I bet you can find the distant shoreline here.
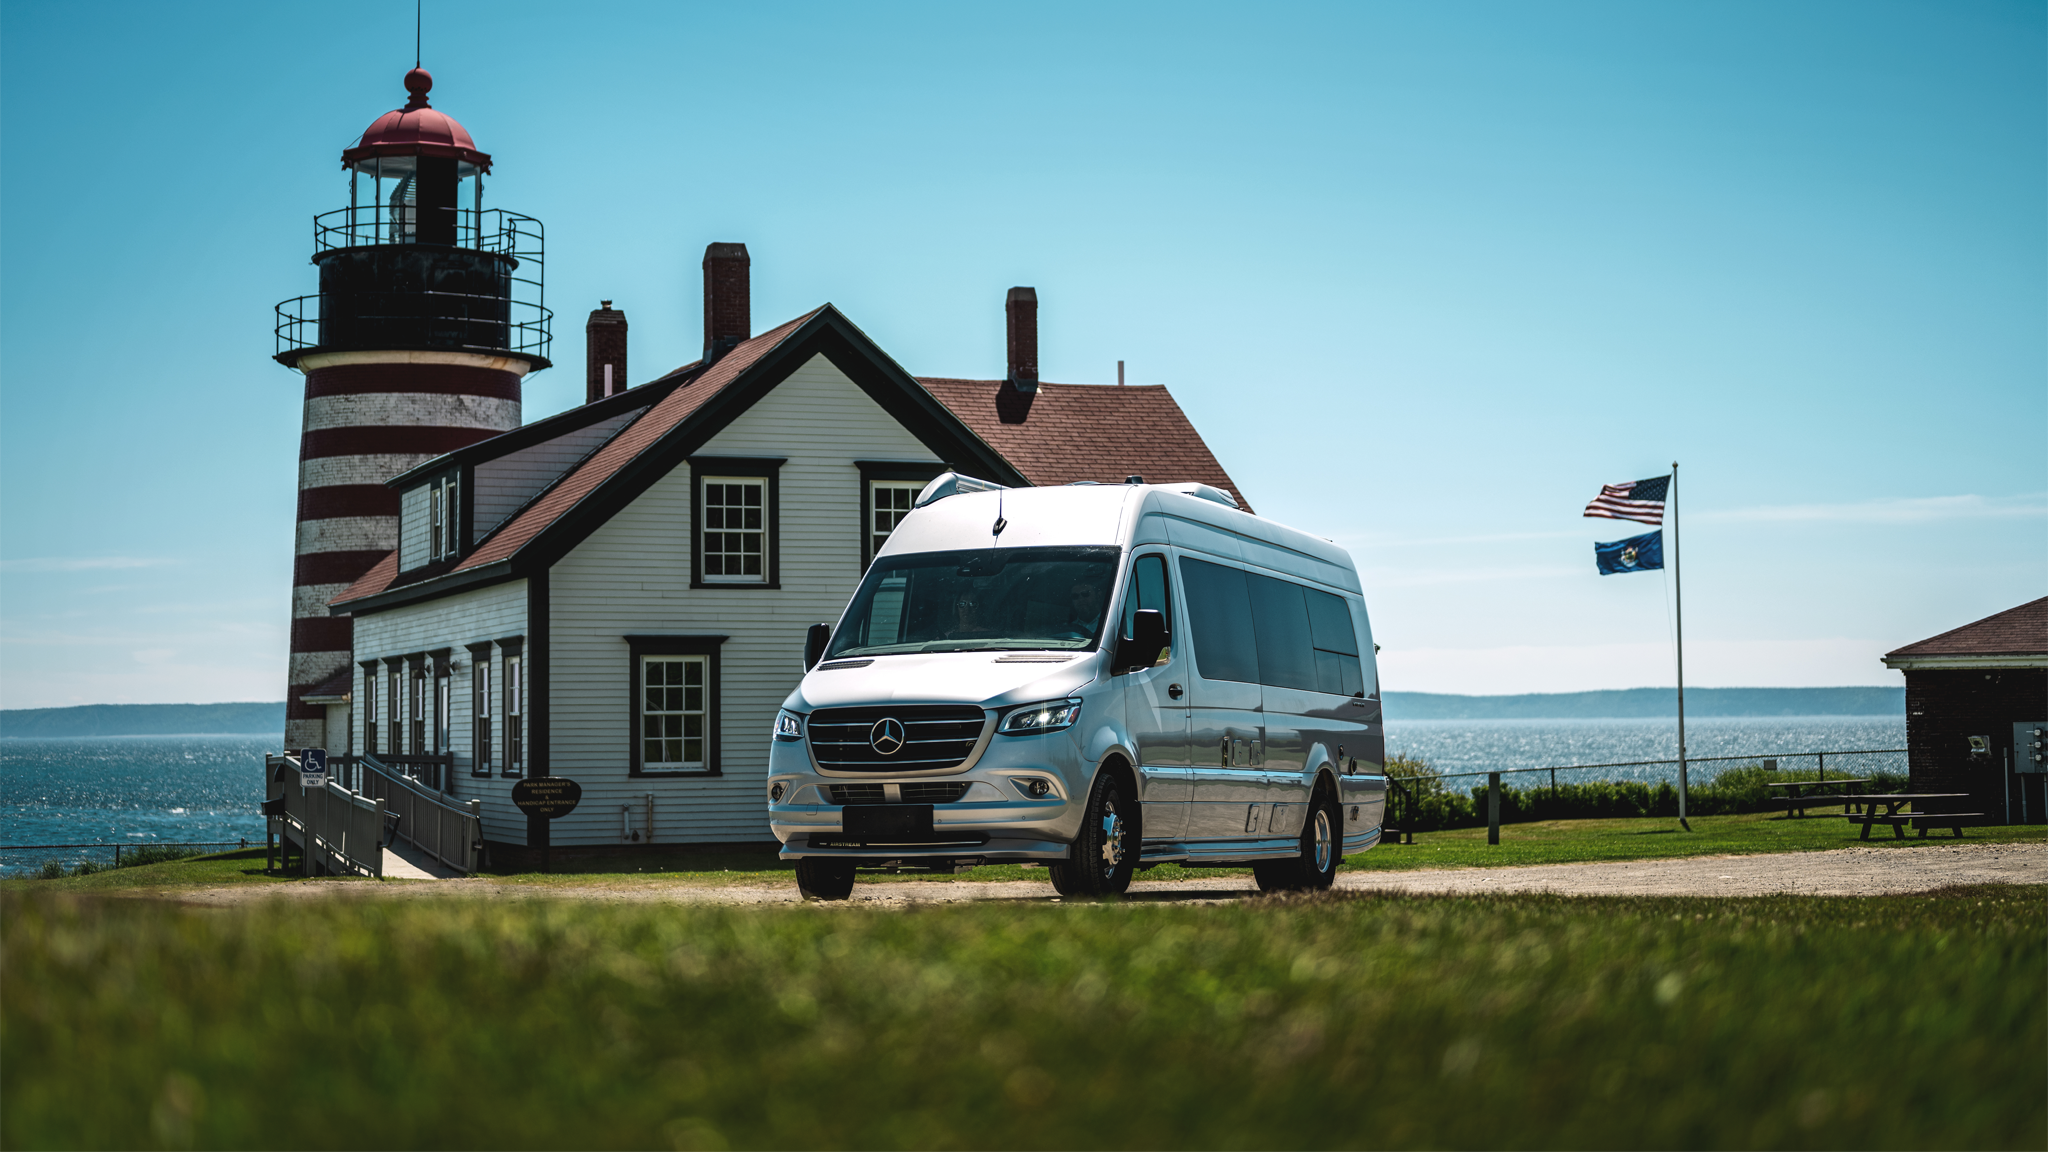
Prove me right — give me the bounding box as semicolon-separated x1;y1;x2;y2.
0;688;1902;737
1385;687;1901;721
0;703;284;740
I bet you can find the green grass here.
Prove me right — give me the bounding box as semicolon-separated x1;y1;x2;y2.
4;886;2039;1149
0;848;298;896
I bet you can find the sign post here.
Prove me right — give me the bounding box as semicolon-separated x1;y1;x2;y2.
511;777;583;873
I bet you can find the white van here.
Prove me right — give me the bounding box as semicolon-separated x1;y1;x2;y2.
767;474;1387;898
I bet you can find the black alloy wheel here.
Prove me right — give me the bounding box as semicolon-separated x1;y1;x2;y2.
795;857;856;901
1254;782;1342;893
1048;770;1136;897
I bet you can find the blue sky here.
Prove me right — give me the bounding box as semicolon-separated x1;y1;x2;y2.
1;0;2041;707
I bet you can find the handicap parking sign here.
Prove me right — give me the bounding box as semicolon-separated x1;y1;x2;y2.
300;747;328;788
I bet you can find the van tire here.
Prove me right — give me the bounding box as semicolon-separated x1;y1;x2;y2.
795;858;856;900
1254;784;1341;893
1048;770;1136;897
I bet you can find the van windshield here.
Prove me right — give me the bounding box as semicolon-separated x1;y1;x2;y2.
827;546;1121;658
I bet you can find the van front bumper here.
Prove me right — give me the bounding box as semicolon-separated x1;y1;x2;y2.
767;732;1086;862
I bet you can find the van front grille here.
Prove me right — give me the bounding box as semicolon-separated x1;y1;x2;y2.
902;782;971;803
828;782;972;805
808;705;987;773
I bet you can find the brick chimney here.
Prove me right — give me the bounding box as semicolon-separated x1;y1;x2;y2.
586;301;627;404
1006;287;1038;393
703;243;751;363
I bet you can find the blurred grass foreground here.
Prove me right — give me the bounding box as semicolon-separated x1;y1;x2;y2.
4;887;2041;1150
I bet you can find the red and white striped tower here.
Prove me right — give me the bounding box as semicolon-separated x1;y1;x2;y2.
273;68;551;750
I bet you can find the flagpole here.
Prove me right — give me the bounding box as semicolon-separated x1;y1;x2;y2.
1673;459;1690;831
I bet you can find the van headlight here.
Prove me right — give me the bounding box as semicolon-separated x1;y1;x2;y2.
999;699;1082;735
774;710;805;740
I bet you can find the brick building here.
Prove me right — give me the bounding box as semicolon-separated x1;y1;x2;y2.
1882;597;2048;824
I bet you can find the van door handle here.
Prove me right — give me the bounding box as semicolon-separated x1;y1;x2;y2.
1167;684;1182;699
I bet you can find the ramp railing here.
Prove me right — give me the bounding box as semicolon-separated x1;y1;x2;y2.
355;754;483;874
264;755;385;879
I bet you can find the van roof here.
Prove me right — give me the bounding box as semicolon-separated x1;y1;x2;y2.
878;483;1360;594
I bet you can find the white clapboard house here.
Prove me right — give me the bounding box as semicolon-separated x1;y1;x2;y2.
329;246;1244;855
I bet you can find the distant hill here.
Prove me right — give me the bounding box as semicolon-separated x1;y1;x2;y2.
0;702;285;739
1384;687;1903;721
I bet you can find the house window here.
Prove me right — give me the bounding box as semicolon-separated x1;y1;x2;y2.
410;663;426;755
387;664;403;755
870;480;923;559
504;653;524;776
641;656;707;769
690;458;782;588
435;664;451;756
856;462;946;570
626;634;727;775
361;665;380;756
702;479;765;581
470;646;493;776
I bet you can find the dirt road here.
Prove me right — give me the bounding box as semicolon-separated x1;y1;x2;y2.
173;841;2044;907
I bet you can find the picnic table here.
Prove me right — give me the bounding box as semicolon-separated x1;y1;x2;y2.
1766;777;1872;818
1843;793;1979;840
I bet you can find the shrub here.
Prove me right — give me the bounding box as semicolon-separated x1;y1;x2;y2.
115;845;204;869
36;861;63;880
69;861;100;878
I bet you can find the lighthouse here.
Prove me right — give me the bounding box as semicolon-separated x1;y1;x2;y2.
274;68;550;751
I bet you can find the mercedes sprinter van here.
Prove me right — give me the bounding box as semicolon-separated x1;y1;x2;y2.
767;474;1387;898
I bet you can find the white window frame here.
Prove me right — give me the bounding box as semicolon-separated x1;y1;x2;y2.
869;479;924;562
700;476;767;584
640;654;709;771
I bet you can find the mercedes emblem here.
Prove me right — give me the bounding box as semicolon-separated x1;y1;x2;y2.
869;717;906;756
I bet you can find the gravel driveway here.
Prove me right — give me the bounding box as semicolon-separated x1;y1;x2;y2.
174;841;2044;907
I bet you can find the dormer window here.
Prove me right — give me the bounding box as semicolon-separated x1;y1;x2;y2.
431;474;460;560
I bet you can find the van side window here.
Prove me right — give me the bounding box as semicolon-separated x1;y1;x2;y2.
1306;588;1365;695
1178;557;1258;683
1246;573;1317;691
1118;554;1173;665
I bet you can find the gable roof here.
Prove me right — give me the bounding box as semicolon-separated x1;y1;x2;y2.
918;378;1250;512
1883;597;2048;669
333;306;1025;613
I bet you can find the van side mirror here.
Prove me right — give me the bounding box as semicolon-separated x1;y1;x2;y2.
804;623;832;670
1116;609;1168;673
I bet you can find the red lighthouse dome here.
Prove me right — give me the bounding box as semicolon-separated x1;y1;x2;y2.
341;68;492;175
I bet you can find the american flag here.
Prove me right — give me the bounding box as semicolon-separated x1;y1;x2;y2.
1583;475;1669;525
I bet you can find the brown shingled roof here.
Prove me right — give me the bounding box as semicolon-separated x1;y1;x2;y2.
331;311;822;608
918;379;1250;512
332;550;398;606
330;313;1249;615
453;309;822;574
1886;597;2048;660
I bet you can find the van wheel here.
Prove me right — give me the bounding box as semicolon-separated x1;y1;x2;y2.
795;858;856;901
1254;785;1341;893
1048;771;1136;897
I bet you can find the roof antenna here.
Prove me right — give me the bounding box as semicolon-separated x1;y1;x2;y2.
992;488;1007;542
415;0;422;68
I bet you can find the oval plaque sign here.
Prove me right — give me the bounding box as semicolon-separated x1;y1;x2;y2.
511;777;583;819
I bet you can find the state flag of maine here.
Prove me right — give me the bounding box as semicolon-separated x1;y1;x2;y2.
1595;530;1664;575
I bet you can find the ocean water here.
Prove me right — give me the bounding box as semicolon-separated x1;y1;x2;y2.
1383;716;1908;786
0;719;1910;873
0;735;274;873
